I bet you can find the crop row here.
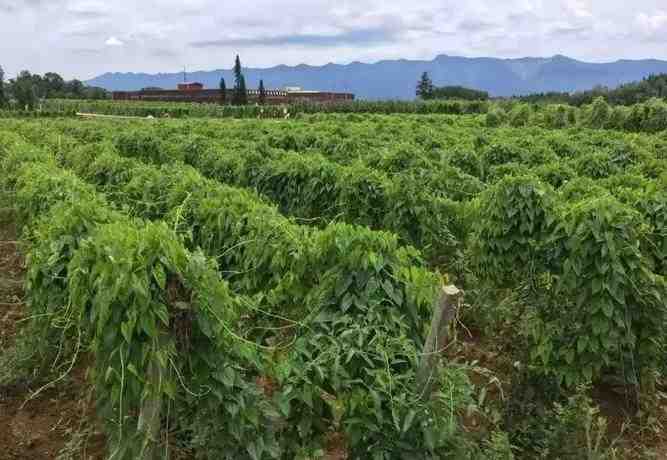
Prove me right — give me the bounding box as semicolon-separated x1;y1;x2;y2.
39;98;490;118
26;116;665;188
14;118;667;221
2;127;491;458
37;118;665;244
12;119;471;266
10;119;665;280
1;130;256;458
473;171;665;388
38;123;667;390
3;116;665;456
17;96;667;133
115;130;471;265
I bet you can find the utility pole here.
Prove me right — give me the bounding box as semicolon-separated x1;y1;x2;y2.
183;66;186;83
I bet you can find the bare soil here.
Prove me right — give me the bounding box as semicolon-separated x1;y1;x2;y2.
0;212;104;460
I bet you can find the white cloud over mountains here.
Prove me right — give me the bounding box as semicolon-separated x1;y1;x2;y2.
0;0;665;79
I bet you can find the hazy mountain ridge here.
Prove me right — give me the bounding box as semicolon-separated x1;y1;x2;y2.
86;54;667;100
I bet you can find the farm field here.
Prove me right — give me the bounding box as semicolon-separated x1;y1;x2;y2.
0;112;665;459
8;96;667;135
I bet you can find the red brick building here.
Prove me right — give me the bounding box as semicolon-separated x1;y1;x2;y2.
112;83;354;105
177;82;204;91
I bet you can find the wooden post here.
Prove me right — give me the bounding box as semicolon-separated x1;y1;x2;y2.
417;285;462;401
0;278;23;293
138;357;162;459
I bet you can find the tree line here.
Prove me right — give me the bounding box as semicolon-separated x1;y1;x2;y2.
0;55;270;110
218;55;266;106
415;71;667;106
0;66;108;109
416;72;489;101
514;74;667;106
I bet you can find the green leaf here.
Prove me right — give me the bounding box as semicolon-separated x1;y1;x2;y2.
120;321;133;343
277;395;291;417
140;314;157;338
105;366;114;382
341;294;354;312
155;303;170;326
577;336;587;353
215;367;235;387
127;363;140;378
402;409;417;434
152;264;166;289
197;314;214;338
302;386;313;409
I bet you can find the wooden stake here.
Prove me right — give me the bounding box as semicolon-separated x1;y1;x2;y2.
417;285;462;401
138;357;162;459
0;278;23;292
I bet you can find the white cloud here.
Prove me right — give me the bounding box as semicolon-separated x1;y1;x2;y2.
67;0;109;17
633;11;667;43
636;11;667;32
1;0;667;80
105;36;124;46
565;0;592;18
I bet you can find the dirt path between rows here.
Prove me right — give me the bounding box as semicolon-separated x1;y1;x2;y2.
0;209;104;460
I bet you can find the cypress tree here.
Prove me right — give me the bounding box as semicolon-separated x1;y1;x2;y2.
416;72;434;100
219;77;226;104
233;55;242;86
258;79;266;105
233;55;245;105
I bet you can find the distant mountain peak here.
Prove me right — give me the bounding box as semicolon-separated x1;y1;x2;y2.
87;54;667;100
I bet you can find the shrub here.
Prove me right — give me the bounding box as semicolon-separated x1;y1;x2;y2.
573;152;618;179
532;162;577;189
544;105;570;129
509;104;532;127
529;197;665;387
445;147;483;178
508;385;619;460
480;142;526;180
486;107;507;127
474;175;555;283
585;97;611;129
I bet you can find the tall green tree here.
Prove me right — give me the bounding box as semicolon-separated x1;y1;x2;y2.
233;55;242;85
43;72;65;97
416;72;434;100
258;79;266;105
232;55;247;105
65;79;85;98
0;65;6;108
12;70;37;109
219;77;226;104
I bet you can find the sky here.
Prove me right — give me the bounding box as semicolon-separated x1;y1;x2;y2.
1;0;666;80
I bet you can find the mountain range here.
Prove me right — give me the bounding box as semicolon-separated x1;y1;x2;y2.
86;54;667;100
